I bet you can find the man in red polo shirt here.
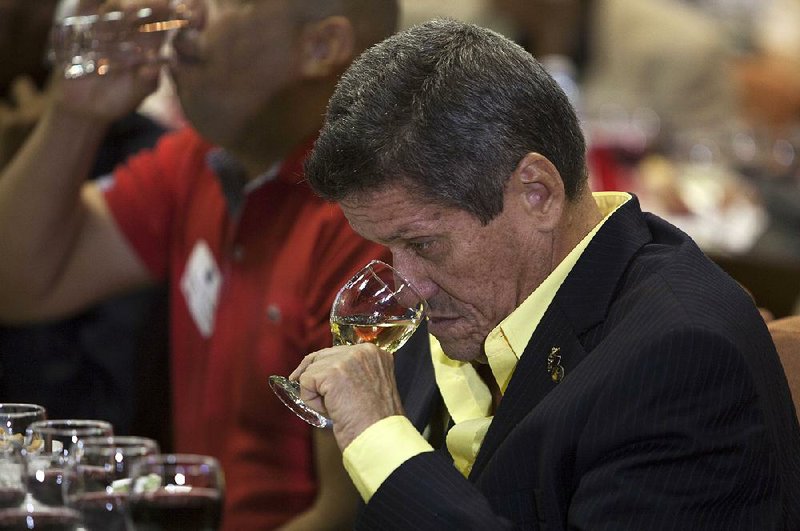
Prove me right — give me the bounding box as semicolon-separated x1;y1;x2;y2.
0;0;398;529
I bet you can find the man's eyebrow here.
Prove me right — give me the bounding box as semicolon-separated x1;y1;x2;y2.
382;227;434;244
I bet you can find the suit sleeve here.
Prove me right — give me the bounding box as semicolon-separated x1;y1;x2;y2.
357;449;516;530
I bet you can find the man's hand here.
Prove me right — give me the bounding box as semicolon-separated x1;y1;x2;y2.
289;343;405;449
46;0;169;123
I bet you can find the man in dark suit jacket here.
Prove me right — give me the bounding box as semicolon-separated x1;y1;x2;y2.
289;19;800;530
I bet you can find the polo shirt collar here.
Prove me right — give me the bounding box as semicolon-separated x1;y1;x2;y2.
206;136;316;215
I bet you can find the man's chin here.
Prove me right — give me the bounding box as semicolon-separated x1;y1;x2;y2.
435;337;482;364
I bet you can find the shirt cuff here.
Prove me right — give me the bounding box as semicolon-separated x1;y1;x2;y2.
342;415;434;502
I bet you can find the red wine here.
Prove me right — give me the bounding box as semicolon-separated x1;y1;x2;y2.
0;507;80;530
129;488;221;530
72;492;128;531
28;469;67;507
0;487;25;509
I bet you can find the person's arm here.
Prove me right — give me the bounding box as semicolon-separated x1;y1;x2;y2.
294;322;788;530
292;341;516;530
0;55;160;323
278;205;390;529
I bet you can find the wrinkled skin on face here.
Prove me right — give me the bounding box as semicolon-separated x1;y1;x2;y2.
340;184;558;363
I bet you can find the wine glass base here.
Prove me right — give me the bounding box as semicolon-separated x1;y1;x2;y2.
268;376;332;429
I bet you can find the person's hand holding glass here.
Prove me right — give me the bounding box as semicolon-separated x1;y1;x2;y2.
49;0;201;79
269;259;427;428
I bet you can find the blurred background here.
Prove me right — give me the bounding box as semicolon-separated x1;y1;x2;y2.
398;0;800;319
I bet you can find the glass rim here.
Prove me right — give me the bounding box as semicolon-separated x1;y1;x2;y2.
71;435;160;455
338;260;426;301
0;403;46;418
133;453;220;468
26;418;113;436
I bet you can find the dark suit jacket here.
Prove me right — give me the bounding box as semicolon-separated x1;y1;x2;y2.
361;196;800;530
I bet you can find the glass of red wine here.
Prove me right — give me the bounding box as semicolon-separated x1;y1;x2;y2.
63;436;160;531
24;420;113;509
127;454;224;531
0;506;83;530
269;259;428;428
0;403;85;531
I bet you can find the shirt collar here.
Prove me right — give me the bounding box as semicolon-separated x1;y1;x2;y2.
206;136;316;216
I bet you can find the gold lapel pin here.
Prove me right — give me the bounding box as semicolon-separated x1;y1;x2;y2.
547;346;564;383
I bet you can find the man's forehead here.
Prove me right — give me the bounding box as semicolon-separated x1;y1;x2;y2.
340;190;451;242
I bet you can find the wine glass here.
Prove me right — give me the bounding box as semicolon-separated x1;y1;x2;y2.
63;436;160;531
48;0;202;79
0;406;82;530
127;454;224;531
0;404;47;510
24;420;113;508
269;259;428;428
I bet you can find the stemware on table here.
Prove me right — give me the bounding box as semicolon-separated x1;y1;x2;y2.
0;404;47;510
24;419;113;510
64;436;160;531
127;454;224;531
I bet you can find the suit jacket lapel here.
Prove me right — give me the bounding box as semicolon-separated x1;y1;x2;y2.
394;321;439;433
469;195;652;480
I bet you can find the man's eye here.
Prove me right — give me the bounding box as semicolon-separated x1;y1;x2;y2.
408;240;433;254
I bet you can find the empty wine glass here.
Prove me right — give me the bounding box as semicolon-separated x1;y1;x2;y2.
269;259;428;428
48;0;202;79
127;454;224;531
63;436;160;531
24;420;113;508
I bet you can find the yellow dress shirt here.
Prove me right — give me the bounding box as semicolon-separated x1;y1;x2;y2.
343;192;630;501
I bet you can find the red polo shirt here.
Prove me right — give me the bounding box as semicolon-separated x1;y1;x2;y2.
104;128;388;529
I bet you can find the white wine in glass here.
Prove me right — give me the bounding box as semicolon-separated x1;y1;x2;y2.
269;260;427;428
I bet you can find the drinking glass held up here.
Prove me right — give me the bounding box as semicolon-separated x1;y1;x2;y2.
269;259;428;428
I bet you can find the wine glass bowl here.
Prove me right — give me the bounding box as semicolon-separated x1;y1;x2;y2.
48;0;202;79
24;420;114;508
63;436;160;531
330;260;427;350
127;454;224;531
269;260;427;428
0;404;47;510
0;404;47;450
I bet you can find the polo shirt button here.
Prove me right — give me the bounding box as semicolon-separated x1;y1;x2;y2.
232;244;245;262
266;304;282;323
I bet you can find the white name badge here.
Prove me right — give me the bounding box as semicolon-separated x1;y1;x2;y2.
180;240;221;338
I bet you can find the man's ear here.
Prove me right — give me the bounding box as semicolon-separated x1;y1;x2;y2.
508;152;565;231
299;16;356;78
